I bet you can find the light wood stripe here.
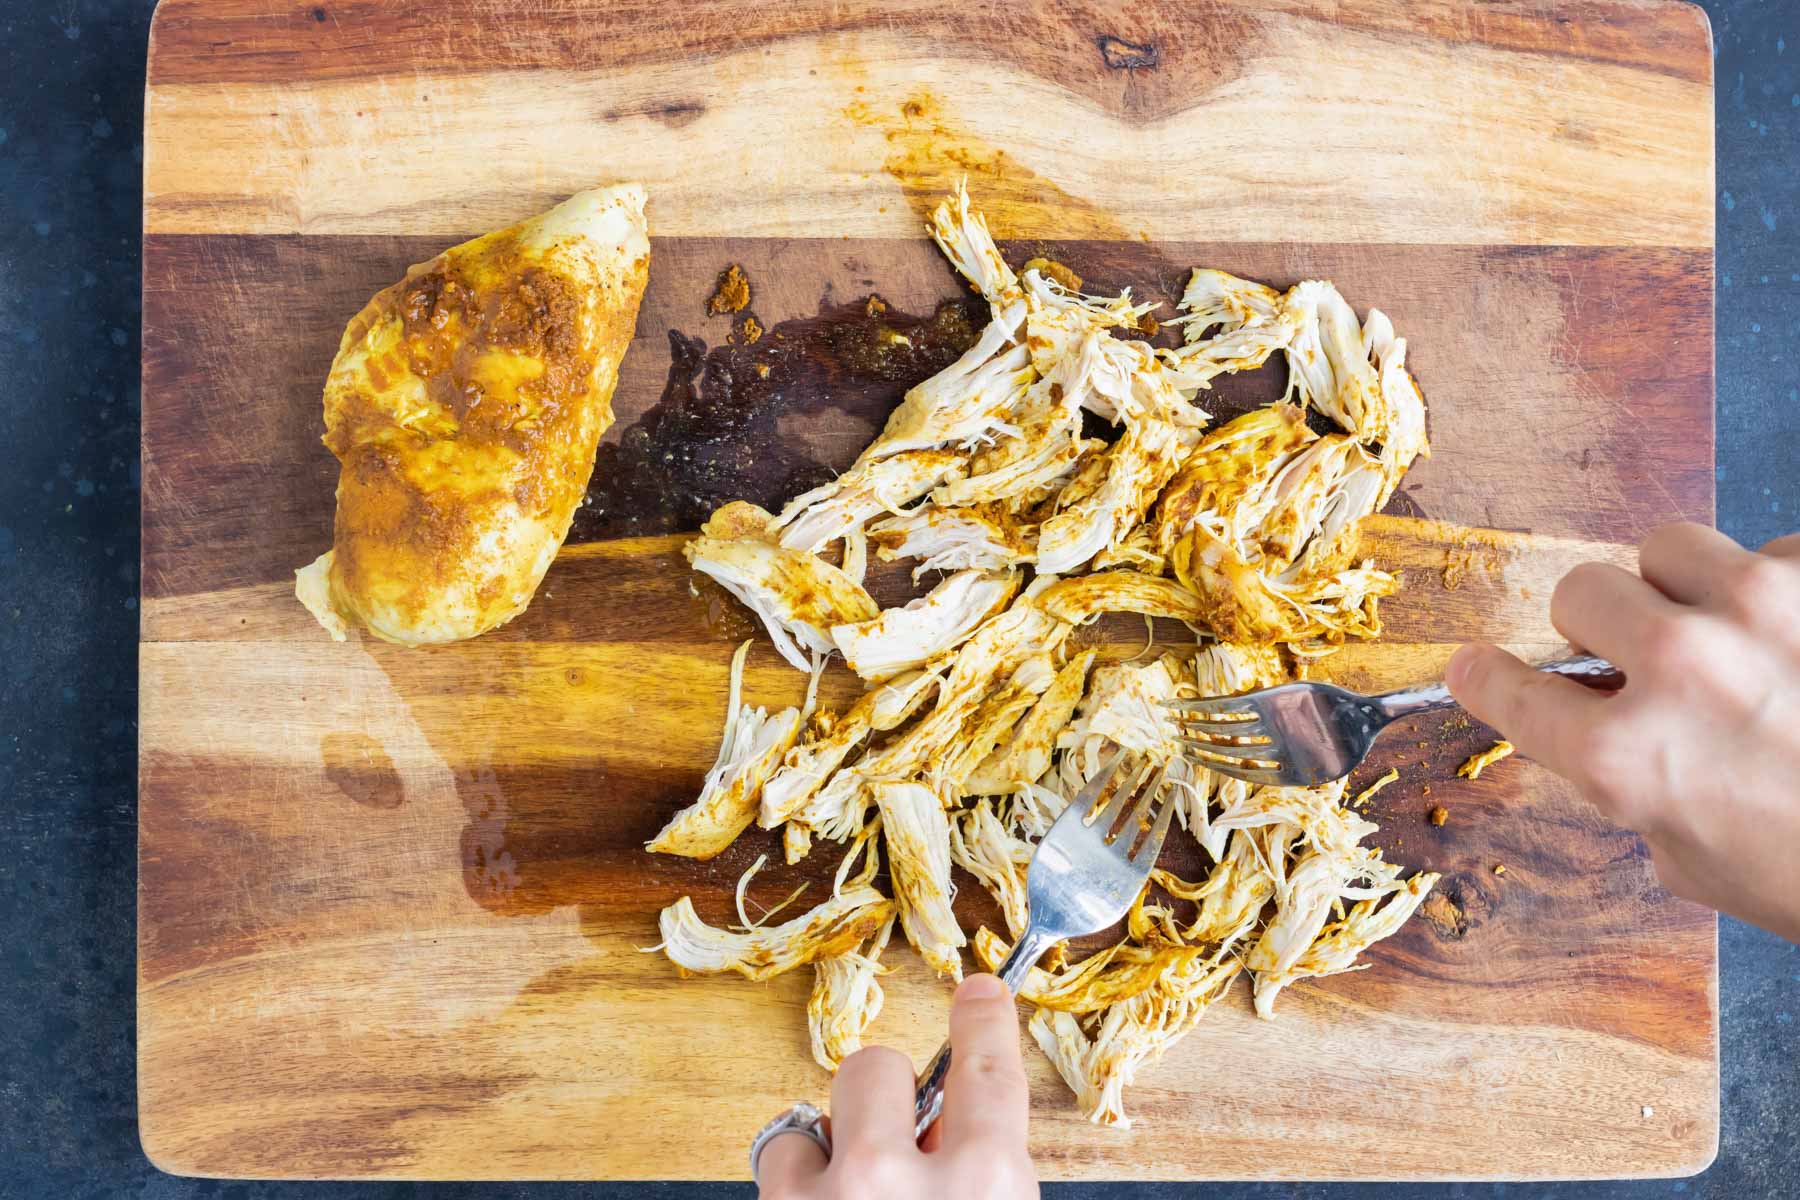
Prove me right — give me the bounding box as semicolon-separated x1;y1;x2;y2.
145;22;1711;244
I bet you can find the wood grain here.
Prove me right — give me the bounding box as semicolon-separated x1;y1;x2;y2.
143;2;1713;244
139;0;1717;1182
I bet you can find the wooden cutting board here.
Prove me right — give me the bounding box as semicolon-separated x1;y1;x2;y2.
138;0;1718;1181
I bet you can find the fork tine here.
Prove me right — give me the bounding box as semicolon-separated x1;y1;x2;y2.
1179;737;1281;768
1113;764;1168;854
1129;780;1179;865
1069;751;1126;823
1176;724;1274;747
1165;697;1260;719
1090;755;1153;829
1172;713;1270;738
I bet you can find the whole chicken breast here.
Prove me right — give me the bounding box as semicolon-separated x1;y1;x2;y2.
295;185;650;645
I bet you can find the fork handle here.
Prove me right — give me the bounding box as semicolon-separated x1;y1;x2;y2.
912;925;1057;1141
1375;653;1623;718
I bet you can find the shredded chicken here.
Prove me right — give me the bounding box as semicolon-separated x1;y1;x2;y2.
650;184;1440;1127
874;782;965;979
832;569;1019;681
685;505;879;671
808;912;896;1071
658;886;895;982
646;641;801;859
870;505;1036;578
1458;740;1516;779
774;450;969;554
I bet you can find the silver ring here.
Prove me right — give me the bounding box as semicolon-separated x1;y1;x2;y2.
749;1101;832;1185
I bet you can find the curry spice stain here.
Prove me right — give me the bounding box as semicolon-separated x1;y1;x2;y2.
707;264;751;316
850;88;1138;239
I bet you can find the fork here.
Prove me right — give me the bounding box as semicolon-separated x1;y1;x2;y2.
911;751;1174;1140
1166;653;1624;787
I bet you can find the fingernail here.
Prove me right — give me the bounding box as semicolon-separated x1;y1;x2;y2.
957;973;1006;1001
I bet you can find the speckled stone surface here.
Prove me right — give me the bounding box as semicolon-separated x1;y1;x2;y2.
0;1;1794;1196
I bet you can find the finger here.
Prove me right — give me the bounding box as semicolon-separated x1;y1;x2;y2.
1445;644;1610;779
755;1127;828;1198
829;1046;920;1157
938;974;1030;1154
1759;532;1800;559
1549;561;1680;670
1638;522;1746;606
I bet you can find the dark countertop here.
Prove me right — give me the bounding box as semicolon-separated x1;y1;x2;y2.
1;1;1794;1196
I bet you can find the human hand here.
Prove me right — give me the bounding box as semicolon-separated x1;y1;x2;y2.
1446;523;1800;942
755;973;1038;1199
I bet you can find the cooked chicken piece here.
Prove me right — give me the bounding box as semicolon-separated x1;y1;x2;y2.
1020;282;1162;404
759;669;942;828
863;667;947;730
873;782;965;979
1362;309;1430;502
1178;268;1285;338
784;821;814;865
1210;778;1372;858
828;597;1065;802
1151;405;1315;555
938;662;1055;793
773;450;968;554
700;498;780;542
1283;280;1383;438
1253;435;1369;570
1037;570;1210;626
934;358;1098;509
974;928;1207;1014
862;303;1035;458
1171;526;1396;645
808;912;896;1071
806;593;1070;838
685;519;879;671
1250;871;1439;1018
964;651;1095;795
647;641;802;859
1160;268;1303;390
840;529;869;583
1186;830;1279;943
831;569;1020;681
1057;656;1193;787
870;505;1037;578
1066;329;1209;430
928;180;1021;305
1037;418;1186;575
1457;740;1516;779
949;800;1035;938
658;884;895;982
1091;523;1166;574
1192;640;1284;695
1245;850;1345;976
1030;951;1242;1128
663;190;1444;1124
295;185;649;645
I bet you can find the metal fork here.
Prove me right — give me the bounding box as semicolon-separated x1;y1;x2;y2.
1167;653;1624;787
911;751;1174;1140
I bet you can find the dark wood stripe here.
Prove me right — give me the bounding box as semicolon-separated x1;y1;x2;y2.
142;233;1712;602
145;0;1712;93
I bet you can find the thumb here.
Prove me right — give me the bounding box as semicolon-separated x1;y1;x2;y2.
937;974;1029;1154
1445;643;1607;780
